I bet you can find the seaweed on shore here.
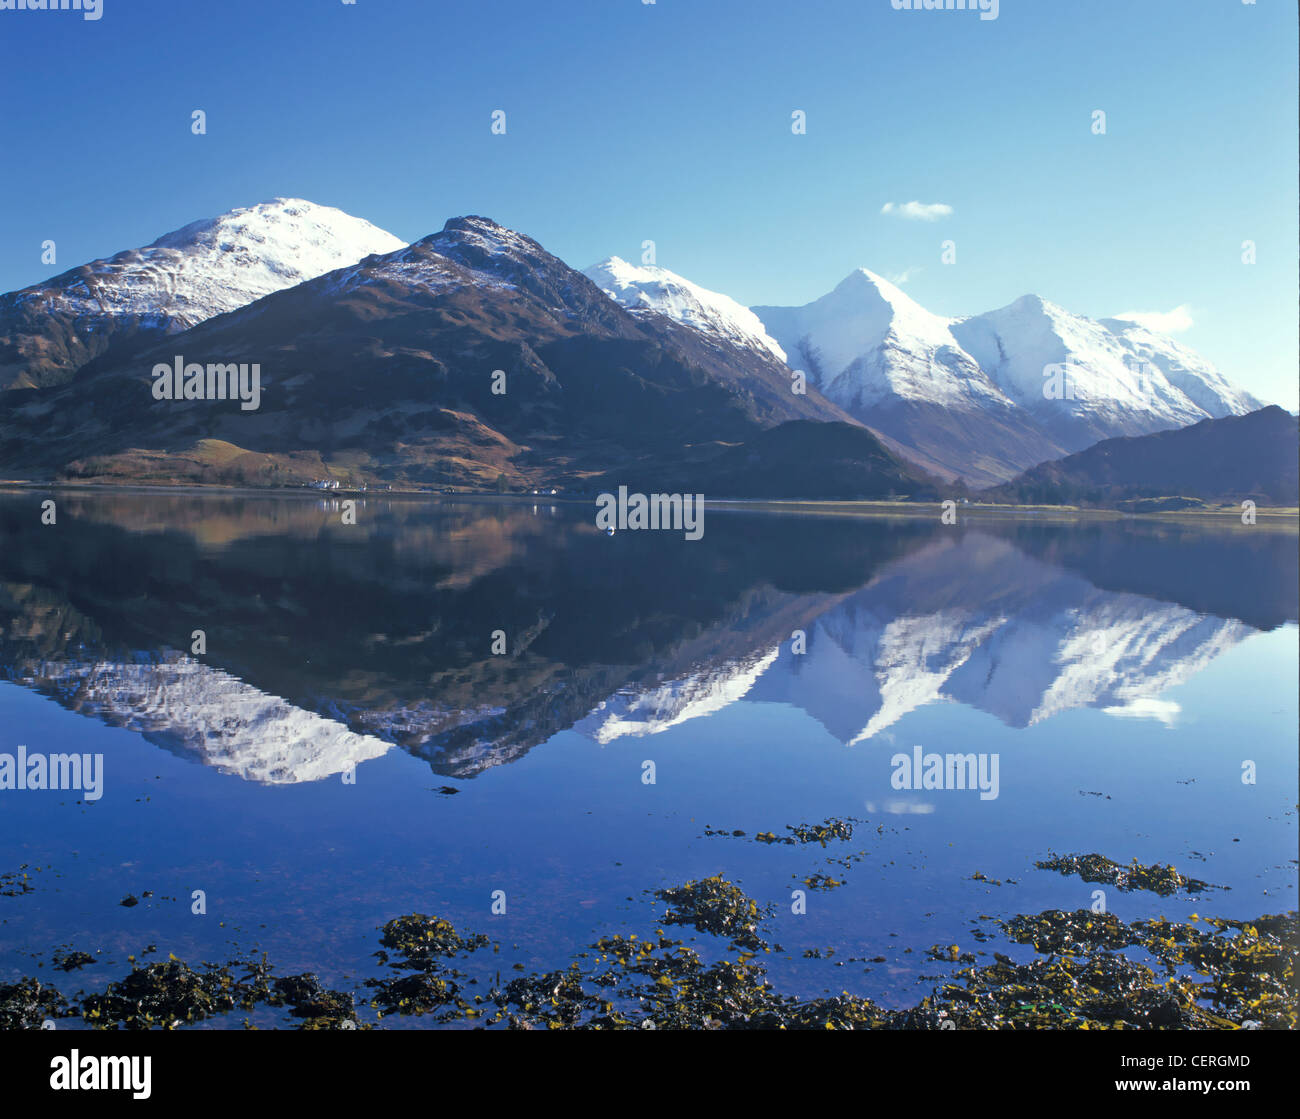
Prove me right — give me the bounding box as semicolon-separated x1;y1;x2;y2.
365;913;493;1020
373;913;491;971
4;868;1294;1030
271;974;359;1029
71;953;359;1031
655;875;772;950
79;958;254;1029
0;977;68;1029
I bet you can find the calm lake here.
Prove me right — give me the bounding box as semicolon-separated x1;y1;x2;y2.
1;492;1295;1027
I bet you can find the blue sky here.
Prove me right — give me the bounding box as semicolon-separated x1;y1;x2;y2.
2;0;1296;407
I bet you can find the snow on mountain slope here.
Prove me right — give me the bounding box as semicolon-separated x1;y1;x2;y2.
741;270;1267;481
575;646;781;744
944;590;1250;728
1100;316;1264;418
6;198;402;331
0;198;406;391
752;269;1009;411
320;215;567;304
951;296;1226;450
583;257;787;361
17;654;392;784
740;534;1256;741
607;564;1251;746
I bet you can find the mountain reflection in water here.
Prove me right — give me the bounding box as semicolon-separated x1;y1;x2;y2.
0;493;1294;784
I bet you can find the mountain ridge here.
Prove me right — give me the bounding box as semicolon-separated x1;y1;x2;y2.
0;200;1280;500
0;214;893;495
750;273;1264;485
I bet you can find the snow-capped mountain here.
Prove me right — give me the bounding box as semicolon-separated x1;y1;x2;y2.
0;215;866;489
9;653;392;784
320;215;582;304
515;530;1266;750
0;200;1273;493
36;196;400;324
951;295;1262;452
743;273;1265;484
751;270;1066;485
708;534;1255;741
583;257;787;362
104;198;406;324
574;646;781;744
1;495;1287;782
0;198;404;390
1099;316;1263;419
753;269;1002;411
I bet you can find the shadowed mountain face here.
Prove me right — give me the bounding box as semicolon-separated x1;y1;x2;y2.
0;217;884;494
0;493;1292;782
589;420;940;500
994;405;1299;507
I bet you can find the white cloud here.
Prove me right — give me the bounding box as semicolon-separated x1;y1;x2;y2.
1112;305;1195;334
1102;697;1181;727
864;800;936;815
881;200;953;222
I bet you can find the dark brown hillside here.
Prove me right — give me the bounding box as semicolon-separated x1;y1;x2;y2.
0;218;897;496
991;406;1298;507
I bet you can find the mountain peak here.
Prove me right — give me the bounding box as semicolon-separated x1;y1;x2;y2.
1000;293;1071;320
583;256;787;361
441;214;507;234
950;294;1245;447
819;269;953;335
424;215;552;270
763;264;961;354
752;268;1011;421
831;267;913;305
0;199;405;391
148;198;402;259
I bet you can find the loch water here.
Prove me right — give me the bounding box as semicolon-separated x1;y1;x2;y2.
0;492;1295;1026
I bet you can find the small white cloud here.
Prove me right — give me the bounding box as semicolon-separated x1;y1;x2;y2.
881;201;953;222
1102;697;1181;727
887;266;923;286
1113;305;1195;334
864;800;936;815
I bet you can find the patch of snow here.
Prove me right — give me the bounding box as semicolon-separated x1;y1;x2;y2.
753;269;1013;411
12;198;405;328
584;257;788;361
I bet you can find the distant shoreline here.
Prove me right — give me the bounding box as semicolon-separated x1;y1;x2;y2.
1;479;1295;526
707;498;1300;526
